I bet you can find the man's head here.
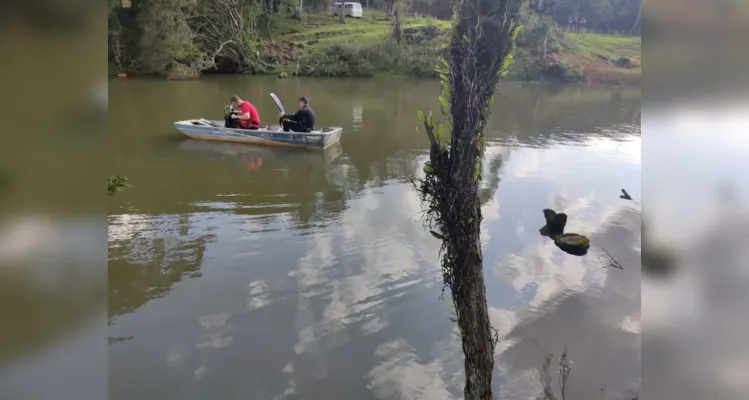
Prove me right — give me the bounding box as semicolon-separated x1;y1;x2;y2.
230;95;243;108
299;96;309;108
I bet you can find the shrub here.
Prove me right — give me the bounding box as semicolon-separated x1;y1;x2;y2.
165;62;200;80
544;60;584;82
508;57;544;81
301;40;442;78
551;41;563;54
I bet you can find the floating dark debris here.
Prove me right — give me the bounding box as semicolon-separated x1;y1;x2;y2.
539;209;590;256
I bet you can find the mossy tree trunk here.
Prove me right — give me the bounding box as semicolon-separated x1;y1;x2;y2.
415;0;529;398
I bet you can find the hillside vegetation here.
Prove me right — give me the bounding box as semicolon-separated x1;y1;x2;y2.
267;11;640;84
109;3;640;84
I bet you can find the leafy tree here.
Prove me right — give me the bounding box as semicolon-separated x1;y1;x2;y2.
135;0;200;74
551;0;640;32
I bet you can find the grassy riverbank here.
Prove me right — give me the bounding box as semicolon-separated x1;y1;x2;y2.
261;11;640;84
110;9;640;85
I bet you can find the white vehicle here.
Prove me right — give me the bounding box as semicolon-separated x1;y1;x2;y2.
333;2;363;18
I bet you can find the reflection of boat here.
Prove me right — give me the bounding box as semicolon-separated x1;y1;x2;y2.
352;104;363;127
177;139;343;165
92;81;107;110
174;119;343;150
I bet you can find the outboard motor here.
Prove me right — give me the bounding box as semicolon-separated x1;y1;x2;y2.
224;105;235;128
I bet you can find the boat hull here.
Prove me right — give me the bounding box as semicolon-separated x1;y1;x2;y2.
177;139;344;165
174;120;342;150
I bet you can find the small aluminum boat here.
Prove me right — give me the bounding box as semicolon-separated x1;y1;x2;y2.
174;119;343;150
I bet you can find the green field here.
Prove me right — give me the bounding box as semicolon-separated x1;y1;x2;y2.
269;11;448;45
258;11;640;83
566;33;641;68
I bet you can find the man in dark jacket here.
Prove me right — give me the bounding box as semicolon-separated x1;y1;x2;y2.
279;96;315;132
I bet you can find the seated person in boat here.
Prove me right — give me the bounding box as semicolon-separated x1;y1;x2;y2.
228;95;261;130
278;96;315;132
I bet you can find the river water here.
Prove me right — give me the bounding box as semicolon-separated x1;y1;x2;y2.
108;76;642;400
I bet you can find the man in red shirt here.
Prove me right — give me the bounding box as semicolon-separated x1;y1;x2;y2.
228;95;261;130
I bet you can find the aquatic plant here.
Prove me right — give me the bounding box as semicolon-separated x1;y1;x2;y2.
108;173;130;196
539;349;573;400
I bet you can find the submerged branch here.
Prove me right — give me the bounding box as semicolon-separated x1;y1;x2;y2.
539;349;573;400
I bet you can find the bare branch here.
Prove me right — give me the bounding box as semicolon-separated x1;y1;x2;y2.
212;39;234;60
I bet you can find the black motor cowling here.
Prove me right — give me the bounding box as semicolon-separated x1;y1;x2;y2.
224;105;236;128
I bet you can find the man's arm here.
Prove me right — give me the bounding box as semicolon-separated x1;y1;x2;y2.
288;110;304;122
232;111;251;120
235;104;252;120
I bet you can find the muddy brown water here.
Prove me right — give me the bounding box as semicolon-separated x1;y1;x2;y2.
107;76;641;400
